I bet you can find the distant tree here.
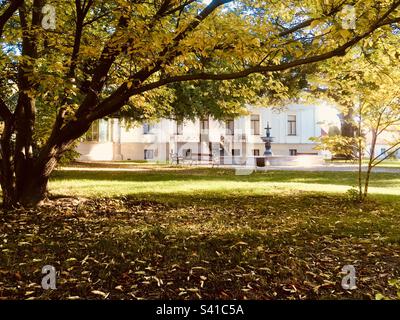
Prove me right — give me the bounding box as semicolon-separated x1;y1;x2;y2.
311;135;359;159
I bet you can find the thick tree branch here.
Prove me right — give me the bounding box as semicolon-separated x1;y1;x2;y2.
125;0;234;87
163;0;197;16
371;142;400;166
128;38;375;91
86;0;400;121
74;0;231;120
377;16;400;26
73;13;131;118
0;0;23;38
68;0;95;78
278;18;316;37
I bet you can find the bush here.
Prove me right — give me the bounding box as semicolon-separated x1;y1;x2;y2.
310;135;360;159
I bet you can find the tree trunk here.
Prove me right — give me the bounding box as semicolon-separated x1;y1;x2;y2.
356;106;363;202
17;175;49;207
1;164;50;209
339;108;358;160
363;129;378;201
0;174;16;210
0;119;17;209
340;108;357;138
1;147;59;209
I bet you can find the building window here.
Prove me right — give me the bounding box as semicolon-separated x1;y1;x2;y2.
200;118;209;133
144;149;154;159
85;120;99;141
176;121;183;135
232;149;240;156
253;149;260;156
251;114;260;135
98;119;110;143
226;119;234;135
183;149;192;159
143;123;153;134
289;149;297;156
288;115;297;136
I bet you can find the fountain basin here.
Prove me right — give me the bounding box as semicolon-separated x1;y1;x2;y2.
255;155;324;167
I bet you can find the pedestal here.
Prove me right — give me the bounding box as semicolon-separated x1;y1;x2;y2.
256;157;266;167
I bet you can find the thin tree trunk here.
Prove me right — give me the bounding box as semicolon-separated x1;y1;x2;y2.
358;140;362;201
363;166;372;201
363;129;378;201
357;108;363;202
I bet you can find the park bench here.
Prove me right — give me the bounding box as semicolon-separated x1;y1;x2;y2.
169;153;185;165
170;153;219;167
189;153;220;167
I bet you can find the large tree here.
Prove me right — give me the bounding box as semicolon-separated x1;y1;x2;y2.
0;0;399;208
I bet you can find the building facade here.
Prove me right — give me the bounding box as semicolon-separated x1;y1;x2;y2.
76;103;338;163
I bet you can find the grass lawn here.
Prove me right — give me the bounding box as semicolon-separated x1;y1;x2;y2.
364;159;400;168
1;167;400;300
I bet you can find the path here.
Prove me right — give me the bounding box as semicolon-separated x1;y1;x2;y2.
60;161;400;173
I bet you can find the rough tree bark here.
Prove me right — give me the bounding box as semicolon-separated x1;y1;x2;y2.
340;108;357;138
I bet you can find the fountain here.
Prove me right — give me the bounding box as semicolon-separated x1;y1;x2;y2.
261;122;273;156
255;122;325;167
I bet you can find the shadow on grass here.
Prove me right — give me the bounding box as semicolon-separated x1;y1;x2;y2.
2;190;400;300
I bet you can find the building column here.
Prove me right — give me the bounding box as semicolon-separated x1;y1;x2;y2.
112;118;123;161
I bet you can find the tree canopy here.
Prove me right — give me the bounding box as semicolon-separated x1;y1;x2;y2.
0;0;400;207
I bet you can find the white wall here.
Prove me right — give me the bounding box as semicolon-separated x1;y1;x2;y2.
76;142;114;161
77;104;336;161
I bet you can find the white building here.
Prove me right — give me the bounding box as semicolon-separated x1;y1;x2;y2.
365;129;400;160
76;103;339;163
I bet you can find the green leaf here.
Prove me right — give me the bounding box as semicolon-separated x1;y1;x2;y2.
375;293;385;300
